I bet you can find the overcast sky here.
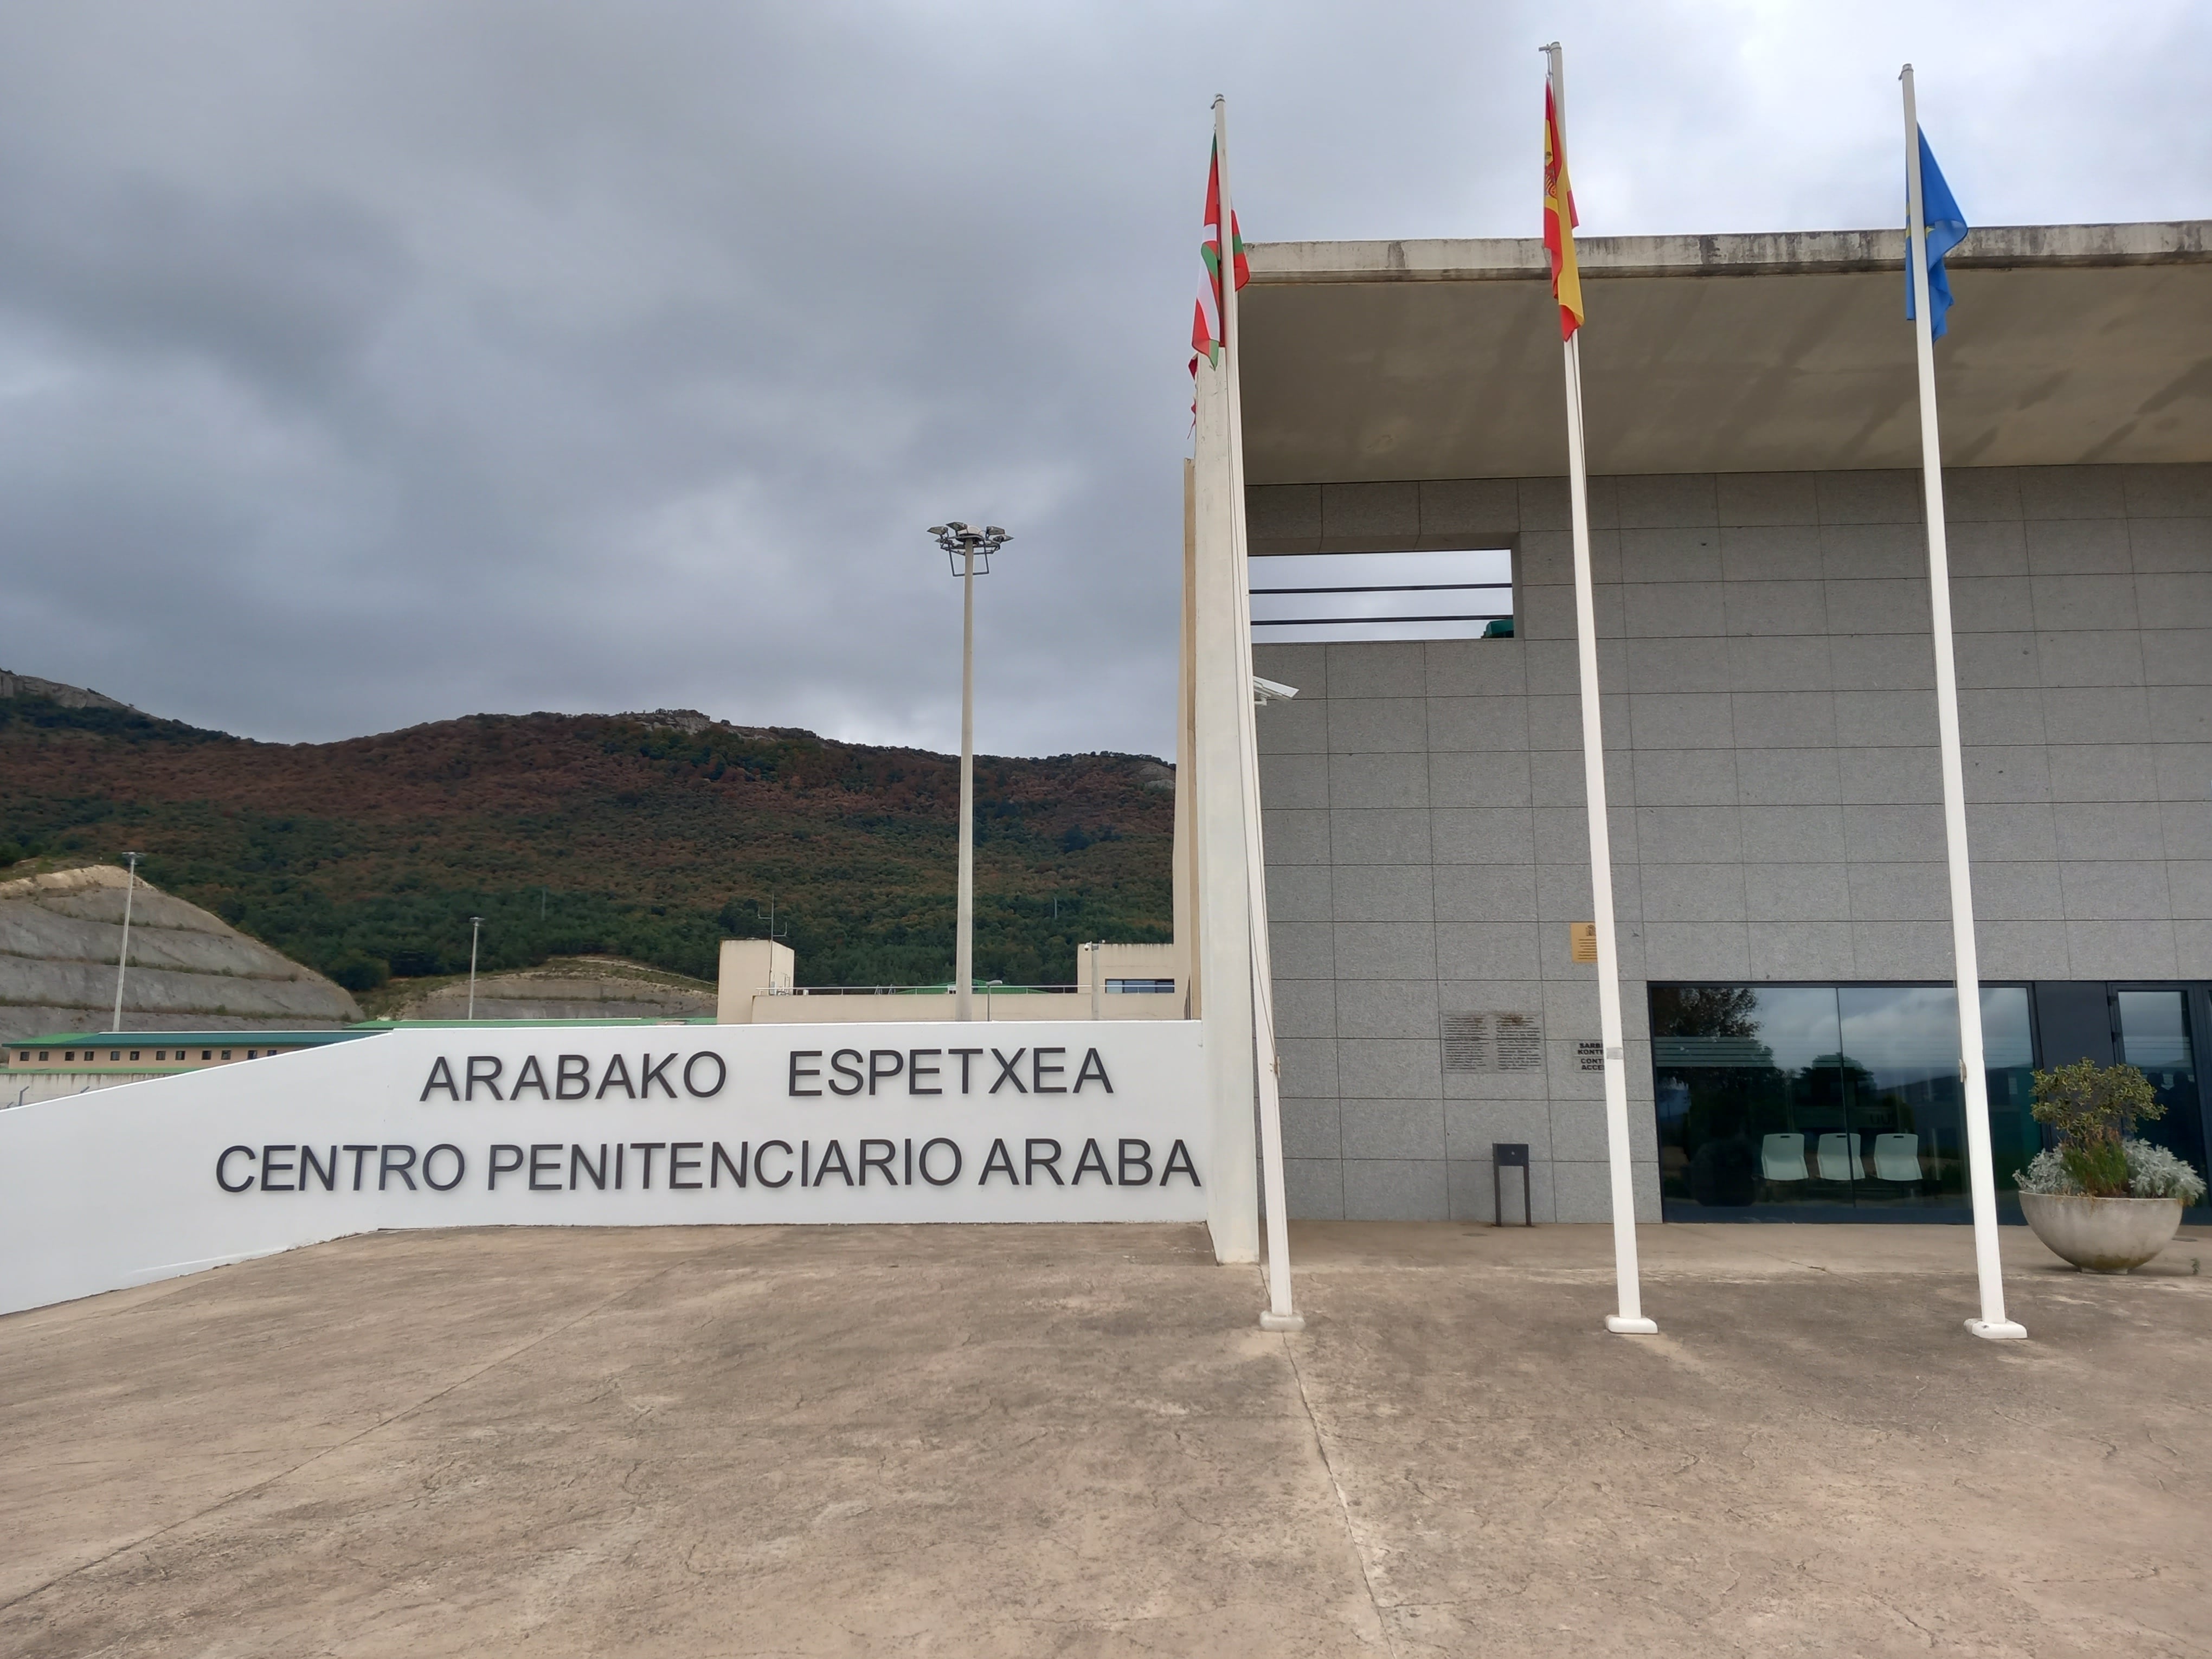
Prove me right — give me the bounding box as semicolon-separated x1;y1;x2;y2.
2;2;2206;760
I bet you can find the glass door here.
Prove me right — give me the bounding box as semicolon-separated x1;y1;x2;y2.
2114;989;2206;1185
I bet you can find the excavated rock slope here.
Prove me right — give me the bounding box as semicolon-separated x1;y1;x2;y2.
375;957;715;1022
0;865;361;1038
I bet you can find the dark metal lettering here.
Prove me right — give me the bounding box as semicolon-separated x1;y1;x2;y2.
917;1137;961;1186
300;1145;338;1192
1024;1138;1064;1186
569;1143;607;1190
755;1140;794;1188
1072;1138;1112;1185
380;1145;419;1191
685;1052;728;1097
1117;1139;1152;1186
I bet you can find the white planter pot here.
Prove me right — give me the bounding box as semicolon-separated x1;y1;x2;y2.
2019;1192;2184;1274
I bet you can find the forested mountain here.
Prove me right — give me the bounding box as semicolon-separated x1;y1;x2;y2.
0;685;1173;991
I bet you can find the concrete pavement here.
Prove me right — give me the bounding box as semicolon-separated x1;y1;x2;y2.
2;1220;2206;1656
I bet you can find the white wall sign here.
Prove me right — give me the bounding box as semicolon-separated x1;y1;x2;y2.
0;1020;1210;1315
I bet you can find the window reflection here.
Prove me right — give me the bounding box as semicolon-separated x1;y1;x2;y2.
2117;991;2204;1179
1652;983;2035;1221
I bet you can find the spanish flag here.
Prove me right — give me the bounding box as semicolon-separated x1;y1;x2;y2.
1542;80;1583;341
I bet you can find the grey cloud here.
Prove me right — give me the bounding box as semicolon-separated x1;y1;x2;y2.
0;1;2205;756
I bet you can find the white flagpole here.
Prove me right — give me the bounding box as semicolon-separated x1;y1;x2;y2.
1547;44;1652;1336
1901;64;2024;1341
1215;96;1301;1332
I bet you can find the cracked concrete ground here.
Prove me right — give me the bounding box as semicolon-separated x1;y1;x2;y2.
2;1220;2207;1656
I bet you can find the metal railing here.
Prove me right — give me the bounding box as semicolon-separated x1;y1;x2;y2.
761;984;1077;997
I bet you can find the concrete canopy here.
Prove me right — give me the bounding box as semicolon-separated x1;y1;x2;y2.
1239;223;2212;485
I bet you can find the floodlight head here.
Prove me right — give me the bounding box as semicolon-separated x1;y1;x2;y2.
933;518;1007;575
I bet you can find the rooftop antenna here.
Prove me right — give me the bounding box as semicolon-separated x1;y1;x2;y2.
756;898;789;942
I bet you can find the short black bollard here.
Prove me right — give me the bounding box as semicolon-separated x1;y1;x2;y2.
1494;1142;1533;1227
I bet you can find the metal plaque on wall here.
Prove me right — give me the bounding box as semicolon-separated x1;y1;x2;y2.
1444;1011;1546;1073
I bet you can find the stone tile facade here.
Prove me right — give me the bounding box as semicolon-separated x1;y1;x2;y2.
1252;465;2212;1222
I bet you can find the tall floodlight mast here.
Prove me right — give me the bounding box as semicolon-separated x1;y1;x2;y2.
928;522;1010;1021
110;851;142;1032
466;916;485;1021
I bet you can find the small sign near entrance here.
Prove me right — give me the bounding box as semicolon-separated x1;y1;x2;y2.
1569;922;1598;963
1577;1040;1604;1072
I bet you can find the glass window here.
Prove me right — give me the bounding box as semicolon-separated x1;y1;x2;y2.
2117;991;2204;1180
1979;987;2039;1204
1250;549;1513;642
1654;982;2035;1221
1836;987;1966;1212
1652;986;1839;1213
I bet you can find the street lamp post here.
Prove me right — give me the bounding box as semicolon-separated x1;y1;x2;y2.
928;522;1010;1021
110;851;142;1032
467;916;485;1021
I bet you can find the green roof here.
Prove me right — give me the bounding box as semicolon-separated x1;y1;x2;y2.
10;1030;375;1048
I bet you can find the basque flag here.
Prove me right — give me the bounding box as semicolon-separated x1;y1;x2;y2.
1907;128;1968;339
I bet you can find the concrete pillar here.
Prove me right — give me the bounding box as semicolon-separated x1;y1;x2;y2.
1191;364;1259;1264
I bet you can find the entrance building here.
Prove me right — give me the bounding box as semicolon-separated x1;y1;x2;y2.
1239;224;2212;1225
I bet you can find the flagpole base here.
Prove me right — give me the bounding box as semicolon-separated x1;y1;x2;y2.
1259;1310;1305;1333
1966;1318;2028;1341
1605;1315;1658;1335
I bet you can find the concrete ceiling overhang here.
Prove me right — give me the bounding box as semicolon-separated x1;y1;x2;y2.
1239;223;2212;485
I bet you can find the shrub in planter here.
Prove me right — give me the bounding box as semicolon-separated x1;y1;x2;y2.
2015;1141;2207;1204
2027;1058;2163;1193
2014;1060;2203;1272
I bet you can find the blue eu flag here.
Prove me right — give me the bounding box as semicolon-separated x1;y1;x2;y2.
1906;127;1969;339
